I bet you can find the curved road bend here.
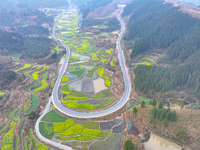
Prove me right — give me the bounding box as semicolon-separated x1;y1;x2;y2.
52;8;131;118
35;6;73;150
35;6;130;150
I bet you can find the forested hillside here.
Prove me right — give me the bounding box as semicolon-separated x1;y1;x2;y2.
79;0;113;18
123;0;200;95
0;30;24;55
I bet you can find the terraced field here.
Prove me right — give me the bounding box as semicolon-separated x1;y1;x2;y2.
50;7;119;114
3;61;52;149
1;122;16;150
39;109;111;145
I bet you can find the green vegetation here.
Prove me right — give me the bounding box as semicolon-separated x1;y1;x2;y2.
70;68;85;78
25;94;39;114
33;71;48;95
70;90;88;97
132;107;137;115
125;140;135;150
58;124;83;136
14;138;18;150
62;83;70;95
76;103;101;110
24;99;30;111
41;71;48;80
14;62;19;66
110;57;116;67
124;0;200;94
106;48;114;55
64;39;77;49
91;53;99;62
18;25;49;36
0;91;5;96
133;62;151;66
15;63;31;73
61;32;76;38
53;120;74;133
62;100;77;107
62;75;68;82
141;101;145;108
139;96;151;104
55;122;108;141
86;68;97;78
69;55;79;62
41;110;67;122
105;78;111;87
100;33;108;36
51;52;57;59
0;71;17;87
75;121;99;129
33;80;48;96
0;30;23;55
23;70;32;77
24;80;40;92
0;124;8;134
23;36;55;58
39;122;54;139
26;129;48;150
98;68;111;87
80;128;101;136
151;107;177;124
11;54;21;58
98;68;104;77
54;46;63;54
32;67;46;80
28;111;39;120
71;62;86;67
62;99;101;110
7;109;19;123
64;96;88;100
143;57;155;63
95;89;111;99
1;122;16;150
101;58;107;64
73;39;95;55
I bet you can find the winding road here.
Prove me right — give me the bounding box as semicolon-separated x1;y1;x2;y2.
35;3;131;150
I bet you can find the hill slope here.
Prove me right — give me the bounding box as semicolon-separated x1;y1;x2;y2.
123;0;200;98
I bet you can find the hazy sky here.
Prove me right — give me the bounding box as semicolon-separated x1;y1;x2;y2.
173;0;200;6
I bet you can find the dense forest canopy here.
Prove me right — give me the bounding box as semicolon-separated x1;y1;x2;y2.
0;30;24;54
23;36;55;58
0;29;55;58
123;0;200;95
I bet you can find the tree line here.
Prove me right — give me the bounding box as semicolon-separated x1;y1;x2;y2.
133;99;177;127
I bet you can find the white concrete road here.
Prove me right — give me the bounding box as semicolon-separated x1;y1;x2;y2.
35;3;131;150
51;9;131;119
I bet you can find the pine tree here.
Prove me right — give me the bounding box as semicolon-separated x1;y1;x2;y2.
133;107;137;115
152;107;157;118
158;102;163;109
141;101;145;108
164;119;168;127
170;111;177;122
152;98;157;106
